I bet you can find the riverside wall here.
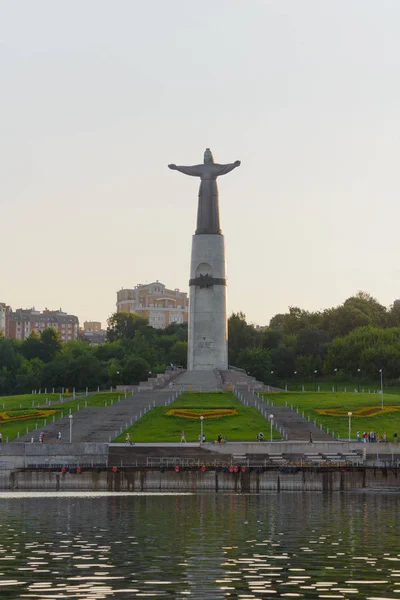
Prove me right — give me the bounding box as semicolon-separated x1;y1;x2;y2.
0;443;109;469
0;466;399;492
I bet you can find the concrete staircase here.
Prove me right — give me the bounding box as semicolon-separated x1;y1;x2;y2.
220;369;282;392
237;388;334;442
173;370;223;391
14;390;177;444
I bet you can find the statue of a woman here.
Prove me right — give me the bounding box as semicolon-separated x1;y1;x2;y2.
169;148;240;234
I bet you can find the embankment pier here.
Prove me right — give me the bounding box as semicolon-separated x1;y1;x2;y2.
0;441;399;492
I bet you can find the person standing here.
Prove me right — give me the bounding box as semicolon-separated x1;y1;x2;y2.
0;432;2;443
180;430;186;443
125;432;131;446
394;431;398;443
308;432;313;444
57;431;62;442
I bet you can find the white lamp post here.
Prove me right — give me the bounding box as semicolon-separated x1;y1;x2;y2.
357;368;361;392
69;414;73;443
200;415;204;444
348;411;352;442
269;414;274;443
379;368;384;409
314;369;318;391
333;367;338;392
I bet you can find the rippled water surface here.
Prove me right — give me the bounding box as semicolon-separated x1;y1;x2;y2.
0;491;399;599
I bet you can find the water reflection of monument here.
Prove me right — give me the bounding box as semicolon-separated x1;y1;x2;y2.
169;149;240;371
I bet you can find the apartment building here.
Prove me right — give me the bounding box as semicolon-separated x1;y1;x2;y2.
7;308;79;342
0;303;11;336
83;321;102;332
116;281;188;329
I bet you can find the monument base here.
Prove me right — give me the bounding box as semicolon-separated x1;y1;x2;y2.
187;234;228;371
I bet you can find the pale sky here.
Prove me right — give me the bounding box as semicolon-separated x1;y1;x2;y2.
1;0;400;328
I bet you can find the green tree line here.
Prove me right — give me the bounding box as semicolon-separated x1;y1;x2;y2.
1;291;400;394
230;292;400;385
0;314;188;395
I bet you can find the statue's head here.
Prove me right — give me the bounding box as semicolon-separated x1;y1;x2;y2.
204;148;214;164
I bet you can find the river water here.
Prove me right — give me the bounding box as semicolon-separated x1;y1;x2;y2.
0;491;399;599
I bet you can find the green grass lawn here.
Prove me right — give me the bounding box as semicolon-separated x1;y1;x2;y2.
0;393;72;410
0;392;128;442
260;391;400;440
114;392;281;443
283;381;400;395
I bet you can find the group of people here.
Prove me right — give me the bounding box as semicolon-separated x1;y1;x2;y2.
358;431;396;443
179;431;228;443
28;430;62;443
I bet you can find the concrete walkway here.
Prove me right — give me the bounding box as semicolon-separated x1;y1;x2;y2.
14;390;177;444
238;388;334;441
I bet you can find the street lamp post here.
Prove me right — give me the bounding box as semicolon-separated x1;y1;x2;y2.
314;370;318;392
379;368;384;410
348;411;352;442
333;368;338;392
357;368;361;392
200;415;204;444
69;414;73;444
269;414;274;443
293;371;297;392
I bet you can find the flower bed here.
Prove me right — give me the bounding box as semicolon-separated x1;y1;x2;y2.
166;408;238;419
0;409;57;422
316;405;400;417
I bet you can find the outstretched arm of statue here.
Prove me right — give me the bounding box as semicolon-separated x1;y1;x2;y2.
214;160;241;176
168;164;203;177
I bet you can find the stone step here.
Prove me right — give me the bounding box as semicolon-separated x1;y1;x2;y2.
236;389;335;442
173;370;222;391
13;390;175;444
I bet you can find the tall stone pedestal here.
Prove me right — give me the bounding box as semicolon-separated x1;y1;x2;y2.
187;233;228;371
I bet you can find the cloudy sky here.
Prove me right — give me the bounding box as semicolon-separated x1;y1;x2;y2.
1;1;400;327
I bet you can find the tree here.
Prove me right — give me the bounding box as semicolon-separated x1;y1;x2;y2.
323;326;400;379
269;346;295;378
122;356;151;384
321;292;388;338
269;313;285;330
67;354;103;389
162;322;188;341
262;329;282;350
296;328;330;357
15;357;44;393
106;312;149;342
95;340;124;362
295;354;320;377
388;302;400;327
283;307;322;334
237;348;272;382
168;341;188;368
40;328;62;362
20;331;43;361
20;328;62;363
228;312;261;365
